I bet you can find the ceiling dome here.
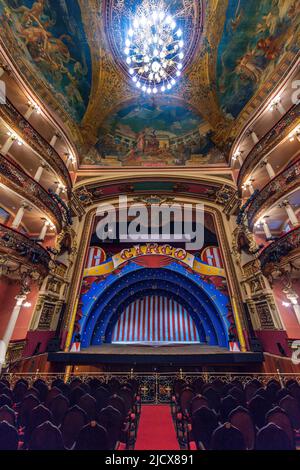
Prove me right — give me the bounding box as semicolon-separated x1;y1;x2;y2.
104;0;204;90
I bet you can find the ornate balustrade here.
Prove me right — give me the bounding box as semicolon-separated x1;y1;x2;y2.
0;223;51;275
237;102;300;188
1;371;300;402
0;153;63;230
259;226;300;273
246;156;300;229
0;98;72;190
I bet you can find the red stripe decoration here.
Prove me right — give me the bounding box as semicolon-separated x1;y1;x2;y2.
112;296;200;343
86;247;106;268
201;246;224;269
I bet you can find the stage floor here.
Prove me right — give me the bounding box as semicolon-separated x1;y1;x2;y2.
48;344;263;366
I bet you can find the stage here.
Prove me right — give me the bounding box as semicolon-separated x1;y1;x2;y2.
48;344;264;368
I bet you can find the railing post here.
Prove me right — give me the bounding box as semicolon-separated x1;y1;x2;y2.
277;368;284;388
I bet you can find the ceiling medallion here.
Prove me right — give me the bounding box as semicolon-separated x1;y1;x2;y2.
124;2;184;93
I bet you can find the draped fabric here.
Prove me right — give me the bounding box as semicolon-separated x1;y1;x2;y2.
112;296;200;344
86;246;106;268
201;246;223;268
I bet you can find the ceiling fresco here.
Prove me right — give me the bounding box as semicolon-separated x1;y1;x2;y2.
0;0;92;121
217;0;300;119
82;98;226;167
0;0;299;168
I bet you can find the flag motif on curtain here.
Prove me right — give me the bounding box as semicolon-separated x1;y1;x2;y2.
112;296;200;343
201;246;224;269
86;246;106;268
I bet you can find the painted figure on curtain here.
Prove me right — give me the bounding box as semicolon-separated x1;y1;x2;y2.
217;0;300;118
82;100;226;167
0;0;92;121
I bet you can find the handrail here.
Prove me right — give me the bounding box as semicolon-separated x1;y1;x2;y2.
259;225;300;271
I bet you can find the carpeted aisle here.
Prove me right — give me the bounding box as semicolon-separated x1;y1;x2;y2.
135;405;180;450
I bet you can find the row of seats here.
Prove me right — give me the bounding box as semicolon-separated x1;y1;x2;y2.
171;377;300;450
0;377;141;450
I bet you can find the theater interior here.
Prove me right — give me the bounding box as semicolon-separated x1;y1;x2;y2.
0;0;300;452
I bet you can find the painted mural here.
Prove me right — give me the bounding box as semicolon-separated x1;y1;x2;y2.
217;0;300;118
82;100;226;167
0;0;92;121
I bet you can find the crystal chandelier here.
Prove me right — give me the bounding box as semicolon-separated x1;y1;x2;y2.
124;4;184;94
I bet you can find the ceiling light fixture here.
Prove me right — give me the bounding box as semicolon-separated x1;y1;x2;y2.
125;4;184;93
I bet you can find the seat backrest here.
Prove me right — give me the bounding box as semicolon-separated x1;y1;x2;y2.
0;394;12;408
33;380;49;402
0;405;16;427
220;395;239;423
97;405;122;449
45;386;61;407
108;394;126;418
25;404;53;442
190;394;208;414
69;386;86;406
179;388;194;415
49;394;70;426
266;406;295;448
61;405;88;449
92;386;110;411
229;406;255;450
255;423;292;450
192;406;218;450
211;423;246;450
19;394;40;427
245;380;261;402
12;381;27;403
78;393;97;420
75;422;109;450
0;420;19;450
279;395;300;429
248;395;270;429
203;386;221;412
29;421;65;450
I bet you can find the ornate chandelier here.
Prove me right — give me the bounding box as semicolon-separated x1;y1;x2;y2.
124;4;184;94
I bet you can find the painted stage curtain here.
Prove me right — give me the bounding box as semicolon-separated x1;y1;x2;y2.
112;296;199;344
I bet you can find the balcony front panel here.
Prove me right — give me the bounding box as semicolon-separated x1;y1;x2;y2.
0;223;51;276
0;99;72;190
0;153;63;231
259;226;300;275
246;157;300;229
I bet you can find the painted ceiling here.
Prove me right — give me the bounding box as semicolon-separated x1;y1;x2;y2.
0;0;299;168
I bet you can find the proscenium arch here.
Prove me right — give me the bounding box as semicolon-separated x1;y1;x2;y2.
80;267;229;348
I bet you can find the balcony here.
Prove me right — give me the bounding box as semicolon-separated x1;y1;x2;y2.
0;98;71;190
246;157;300;229
0;153;63;231
237;102;300;188
0;223;51;276
259;226;300;275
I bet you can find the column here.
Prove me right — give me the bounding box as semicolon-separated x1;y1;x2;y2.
247;180;255;194
279;200;299;227
50;134;59;147
262;217;272;240
284;290;300;324
38;218;49;241
1;135;15;155
261;159;275;179
24;104;34;120
0;294;27;371
247;130;259;144
55;183;65;195
11;202;29;230
34;162;47;183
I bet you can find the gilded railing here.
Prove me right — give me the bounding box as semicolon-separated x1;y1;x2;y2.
1;371;300;403
0;153;63;230
259;225;300;272
0;223;51;274
237;102;300;188
246;156;300;229
0;98;71;190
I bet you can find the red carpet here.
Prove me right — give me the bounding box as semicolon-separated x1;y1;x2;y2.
135;405;180;450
